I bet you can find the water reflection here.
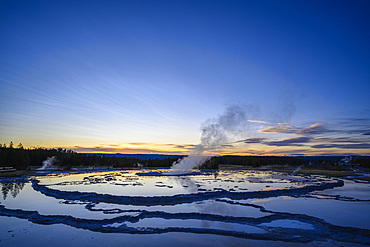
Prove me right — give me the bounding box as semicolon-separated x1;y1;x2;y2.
0;182;25;199
168;176;199;193
0;169;369;246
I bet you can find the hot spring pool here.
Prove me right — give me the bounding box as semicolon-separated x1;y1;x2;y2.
0;168;369;246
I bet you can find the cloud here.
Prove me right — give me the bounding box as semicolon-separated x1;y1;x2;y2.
126;143;196;149
313;137;369;144
333;118;370;135
240;117;370;155
240;137;266;144
239;136;312;147
126;143;152;146
221;144;234;148
311;143;370;149
247;120;270;124
72;146;169;154
259;123;297;134
254;148;311;156
260;122;330;136
295;122;329;135
265;136;312;147
71;142;196;154
270;149;311;154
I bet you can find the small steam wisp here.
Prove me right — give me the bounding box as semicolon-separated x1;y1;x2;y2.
168;104;258;174
38;156;58;170
292;166;302;174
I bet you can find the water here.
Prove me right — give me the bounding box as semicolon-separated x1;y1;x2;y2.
0;168;369;246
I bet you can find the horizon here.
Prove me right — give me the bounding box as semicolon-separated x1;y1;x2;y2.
3;142;369;158
1;0;369;157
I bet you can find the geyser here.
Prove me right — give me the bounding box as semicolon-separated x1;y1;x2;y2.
169;104;258;173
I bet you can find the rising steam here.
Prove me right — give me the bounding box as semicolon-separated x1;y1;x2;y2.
38;156;58;170
169;104;258;172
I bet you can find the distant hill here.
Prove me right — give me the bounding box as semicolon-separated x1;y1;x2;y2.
83;153;185;160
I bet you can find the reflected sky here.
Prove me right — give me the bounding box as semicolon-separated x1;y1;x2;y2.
0;169;369;246
35;170;322;196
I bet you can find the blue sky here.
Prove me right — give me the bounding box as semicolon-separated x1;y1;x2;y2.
1;0;369;155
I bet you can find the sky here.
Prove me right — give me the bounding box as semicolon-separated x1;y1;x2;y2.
1;0;369;156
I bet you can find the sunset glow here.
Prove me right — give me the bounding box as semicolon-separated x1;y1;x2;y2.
1;0;369;156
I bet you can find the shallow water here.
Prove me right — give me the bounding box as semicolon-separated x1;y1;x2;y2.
0;168;369;246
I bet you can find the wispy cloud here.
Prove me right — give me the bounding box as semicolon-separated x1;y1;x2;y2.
240;136;312;147
243;118;370;155
259;122;330;136
72;146;157;154
220;144;234;148
247;120;270;124
259;123;296;134
239;137;266;144
71;142;197;154
311;143;370;149
295;122;329;135
126;143;152;146
314;137;369;144
260;119;370;137
265;136;312;147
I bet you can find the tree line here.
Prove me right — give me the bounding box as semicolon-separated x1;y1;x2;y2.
0;142;181;170
357;158;370;168
216;155;304;167
1;141;369;170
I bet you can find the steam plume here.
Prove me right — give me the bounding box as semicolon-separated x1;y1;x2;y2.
170;104;258;172
38;156;58;170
